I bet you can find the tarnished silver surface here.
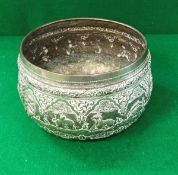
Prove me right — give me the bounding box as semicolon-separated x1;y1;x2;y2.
18;18;153;140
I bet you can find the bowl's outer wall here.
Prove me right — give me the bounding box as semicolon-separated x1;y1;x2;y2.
18;51;153;140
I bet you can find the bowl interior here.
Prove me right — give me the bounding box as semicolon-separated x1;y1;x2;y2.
21;19;146;75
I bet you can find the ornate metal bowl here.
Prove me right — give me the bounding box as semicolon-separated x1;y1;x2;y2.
18;18;153;140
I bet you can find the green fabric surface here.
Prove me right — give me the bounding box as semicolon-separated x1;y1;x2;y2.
0;0;178;35
0;35;178;174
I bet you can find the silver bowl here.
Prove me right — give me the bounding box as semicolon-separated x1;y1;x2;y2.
18;18;153;140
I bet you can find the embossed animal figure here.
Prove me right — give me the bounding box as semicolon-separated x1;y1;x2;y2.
53;113;76;130
91;113;115;130
127;98;145;119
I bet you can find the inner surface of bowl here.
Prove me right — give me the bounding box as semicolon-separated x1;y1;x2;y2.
22;19;146;75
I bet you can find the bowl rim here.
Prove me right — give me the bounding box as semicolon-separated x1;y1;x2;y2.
19;18;148;83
